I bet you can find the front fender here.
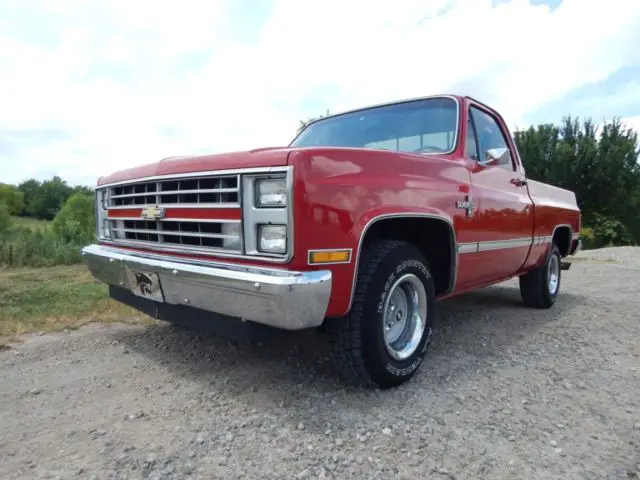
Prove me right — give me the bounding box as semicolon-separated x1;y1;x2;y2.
289;147;468;317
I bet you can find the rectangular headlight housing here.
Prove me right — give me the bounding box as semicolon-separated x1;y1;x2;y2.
258;224;286;253
255;178;286;208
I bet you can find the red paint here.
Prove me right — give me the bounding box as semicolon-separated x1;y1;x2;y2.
97;147;293;186
108;208;141;218
96;95;581;319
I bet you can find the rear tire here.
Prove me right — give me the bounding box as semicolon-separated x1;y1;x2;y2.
519;243;562;309
329;240;436;389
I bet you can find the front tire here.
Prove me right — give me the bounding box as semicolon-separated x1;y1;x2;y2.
519;243;562;309
329;240;436;389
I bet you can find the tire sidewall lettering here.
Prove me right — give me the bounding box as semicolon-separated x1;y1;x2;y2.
378;258;434;379
376;272;396;314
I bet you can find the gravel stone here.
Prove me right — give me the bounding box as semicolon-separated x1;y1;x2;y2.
1;247;639;479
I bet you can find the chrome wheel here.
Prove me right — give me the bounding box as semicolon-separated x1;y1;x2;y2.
382;274;427;361
548;253;560;295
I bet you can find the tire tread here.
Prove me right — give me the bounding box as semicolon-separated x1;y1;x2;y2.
330;240;414;387
519;243;561;309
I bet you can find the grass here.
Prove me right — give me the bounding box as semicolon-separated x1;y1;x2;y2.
0;265;151;346
10;216;52;230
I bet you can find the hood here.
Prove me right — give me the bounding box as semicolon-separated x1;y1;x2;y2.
97;147;295;186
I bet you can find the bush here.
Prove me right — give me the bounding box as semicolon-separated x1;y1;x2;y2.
591;214;635;248
52;193;96;245
579;215;636;251
0;194;96;268
0;184;25;215
0;226;84;268
579;226;596;250
0;202;11;234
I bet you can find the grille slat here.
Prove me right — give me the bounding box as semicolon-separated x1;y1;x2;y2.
109;175;239;207
106;173;242;253
108;219;242;252
111;227;238;240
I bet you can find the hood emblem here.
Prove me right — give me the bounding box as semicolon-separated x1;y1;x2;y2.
141;205;165;220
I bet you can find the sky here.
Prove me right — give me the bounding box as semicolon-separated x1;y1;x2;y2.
1;0;639;187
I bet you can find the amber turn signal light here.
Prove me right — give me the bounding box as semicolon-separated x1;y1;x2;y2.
308;249;352;265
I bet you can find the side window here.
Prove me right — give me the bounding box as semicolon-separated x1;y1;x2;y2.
465;116;479;160
469;106;513;170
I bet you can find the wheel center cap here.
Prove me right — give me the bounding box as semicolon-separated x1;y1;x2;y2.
396;310;403;321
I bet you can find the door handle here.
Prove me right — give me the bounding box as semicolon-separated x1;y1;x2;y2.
511;178;527;187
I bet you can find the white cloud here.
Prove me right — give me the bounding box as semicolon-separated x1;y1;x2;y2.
622;116;640;136
1;0;639;185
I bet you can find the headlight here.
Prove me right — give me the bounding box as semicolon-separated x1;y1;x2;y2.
258;224;286;253
255;178;286;207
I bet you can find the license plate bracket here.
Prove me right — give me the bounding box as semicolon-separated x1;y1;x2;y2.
125;269;165;302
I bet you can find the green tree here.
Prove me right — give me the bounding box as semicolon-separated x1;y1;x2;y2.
52;192;96;244
17;178;42;216
28;176;74;220
72;185;94;197
0;184;25;215
514;115;640;248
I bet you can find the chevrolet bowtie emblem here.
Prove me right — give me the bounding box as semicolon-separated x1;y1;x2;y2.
140;205;165;220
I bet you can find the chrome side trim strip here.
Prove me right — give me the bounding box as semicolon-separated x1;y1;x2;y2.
457;242;478;254
477;237;532;252
457;228;578;254
458;237;535;253
533;235;553;246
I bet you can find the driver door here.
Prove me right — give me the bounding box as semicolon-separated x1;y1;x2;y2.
458;103;534;288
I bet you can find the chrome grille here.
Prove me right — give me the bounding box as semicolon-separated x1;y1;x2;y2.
108;175;239;207
104;173;242;254
108;218;242;253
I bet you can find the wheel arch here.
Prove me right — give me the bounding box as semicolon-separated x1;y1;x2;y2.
347;211;457;311
551;224;573;257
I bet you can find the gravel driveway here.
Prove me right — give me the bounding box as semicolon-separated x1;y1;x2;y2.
1;247;639;479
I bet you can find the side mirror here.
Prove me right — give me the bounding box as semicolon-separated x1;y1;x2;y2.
479;147;510;167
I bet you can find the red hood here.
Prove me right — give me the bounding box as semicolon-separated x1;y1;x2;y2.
97;147;295;186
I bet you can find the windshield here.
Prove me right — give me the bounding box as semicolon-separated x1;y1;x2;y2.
291;97;458;154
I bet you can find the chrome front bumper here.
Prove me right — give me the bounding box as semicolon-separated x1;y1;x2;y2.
81;244;332;330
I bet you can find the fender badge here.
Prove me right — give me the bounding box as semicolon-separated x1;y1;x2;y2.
456;195;475;218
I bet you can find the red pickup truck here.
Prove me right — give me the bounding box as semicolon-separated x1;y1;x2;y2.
83;94;581;388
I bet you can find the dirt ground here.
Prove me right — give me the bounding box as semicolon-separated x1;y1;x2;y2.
1;247;639;479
